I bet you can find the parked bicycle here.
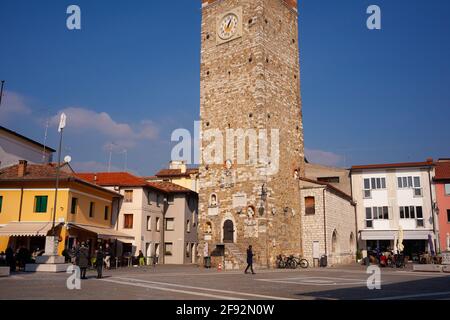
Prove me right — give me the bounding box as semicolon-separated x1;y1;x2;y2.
276;254;309;269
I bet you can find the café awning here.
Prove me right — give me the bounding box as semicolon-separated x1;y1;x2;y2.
68;223;134;240
360;229;432;241
0;222;59;237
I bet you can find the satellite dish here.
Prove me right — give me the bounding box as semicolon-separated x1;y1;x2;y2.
64;155;72;163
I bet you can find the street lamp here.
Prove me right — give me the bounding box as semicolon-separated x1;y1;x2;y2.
49;113;67;255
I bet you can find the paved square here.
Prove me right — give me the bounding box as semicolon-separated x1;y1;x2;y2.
1;264;450;300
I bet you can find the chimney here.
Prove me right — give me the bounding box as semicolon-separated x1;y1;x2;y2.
426;158;433;163
18;160;28;177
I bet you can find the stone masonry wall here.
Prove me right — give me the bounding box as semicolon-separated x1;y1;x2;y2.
198;0;304;268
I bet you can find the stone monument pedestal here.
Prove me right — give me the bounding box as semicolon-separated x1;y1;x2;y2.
25;236;71;273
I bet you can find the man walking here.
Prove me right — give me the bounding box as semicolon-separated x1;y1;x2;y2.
76;242;89;280
244;245;255;274
96;246;104;279
104;243;111;270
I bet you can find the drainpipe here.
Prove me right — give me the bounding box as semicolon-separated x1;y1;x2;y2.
18;183;24;222
349;171;359;252
323;187;327;256
428;168;440;253
160;194;169;265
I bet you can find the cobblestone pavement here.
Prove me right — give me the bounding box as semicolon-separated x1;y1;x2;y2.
1;264;449;300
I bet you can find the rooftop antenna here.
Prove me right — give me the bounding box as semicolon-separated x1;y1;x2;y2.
122;149;128;172
107;142;116;172
0;80;5;107
42;112;50;163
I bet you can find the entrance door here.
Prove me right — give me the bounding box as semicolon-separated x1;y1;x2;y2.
223;220;234;243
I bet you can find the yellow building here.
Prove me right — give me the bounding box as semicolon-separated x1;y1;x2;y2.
149;161;199;193
0;161;131;256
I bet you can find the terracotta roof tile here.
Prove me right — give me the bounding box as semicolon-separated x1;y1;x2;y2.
75;172;148;187
435;161;450;180
76;172;196;195
155;168;199;178
0;163;72;180
351;160;434;171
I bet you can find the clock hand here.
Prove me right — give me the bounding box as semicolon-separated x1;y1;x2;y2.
227;18;232;29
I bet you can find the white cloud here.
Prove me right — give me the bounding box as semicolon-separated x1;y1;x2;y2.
305;148;344;167
0;91;32;120
50;107;159;149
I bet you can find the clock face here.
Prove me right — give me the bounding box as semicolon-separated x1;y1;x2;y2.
218;14;239;40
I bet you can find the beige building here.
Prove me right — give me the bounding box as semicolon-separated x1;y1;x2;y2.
305;162;351;195
198;0;305;269
299;178;357;266
150;161;199;193
76;172;199;265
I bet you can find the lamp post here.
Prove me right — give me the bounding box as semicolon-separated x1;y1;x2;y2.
50;113;66;254
0;80;5;107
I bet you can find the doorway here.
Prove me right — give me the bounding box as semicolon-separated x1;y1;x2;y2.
223;220;234;243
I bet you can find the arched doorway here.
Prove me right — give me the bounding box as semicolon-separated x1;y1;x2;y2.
223;220;234;243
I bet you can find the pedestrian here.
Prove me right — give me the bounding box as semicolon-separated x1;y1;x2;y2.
104;243;111;270
244;245;255;274
76;242;89;279
96;246;104;279
5;247;15;272
138;250;145;266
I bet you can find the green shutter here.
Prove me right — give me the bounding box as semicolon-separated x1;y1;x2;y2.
35;196;48;213
0;196;3;212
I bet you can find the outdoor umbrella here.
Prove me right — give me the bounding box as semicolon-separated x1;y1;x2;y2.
428;234;435;256
397;227;404;253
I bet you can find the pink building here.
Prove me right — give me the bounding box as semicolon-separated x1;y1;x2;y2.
434;159;450;252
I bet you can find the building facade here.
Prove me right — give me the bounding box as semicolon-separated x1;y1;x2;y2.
0;126;55;169
351;160;438;259
305;162;351;195
76;172;199;264
0;161;128;256
299;178;356;266
151;161;199;193
198;0;305;268
434;159;450;252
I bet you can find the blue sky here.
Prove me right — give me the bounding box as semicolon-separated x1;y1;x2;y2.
0;0;449;175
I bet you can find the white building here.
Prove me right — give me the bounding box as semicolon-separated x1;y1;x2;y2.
0;126;55;168
350;159;438;259
76;172;199;265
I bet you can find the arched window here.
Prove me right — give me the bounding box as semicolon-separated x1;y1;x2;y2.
349;232;355;253
332;230;338;254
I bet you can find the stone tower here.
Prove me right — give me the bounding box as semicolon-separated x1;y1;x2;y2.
198;0;304;268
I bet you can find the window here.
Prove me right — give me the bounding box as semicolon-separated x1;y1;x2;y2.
317;177;340;183
124;190;133;203
147;192;152;205
104;206;109;221
364;177;386;198
365;206;389;228
0;196;3;213
156;217;160;232
35;196;48;213
400;206;424;226
416;207;424;227
165;218;175;231
156;194;161;207
147;216;151;231
89;202;95;218
187;220;191;233
123;214;133;229
365;208;373;228
70;198;78;214
445;184;450;196
165;243;173;256
447;210;450;223
305;197;315;215
398;176;420;189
